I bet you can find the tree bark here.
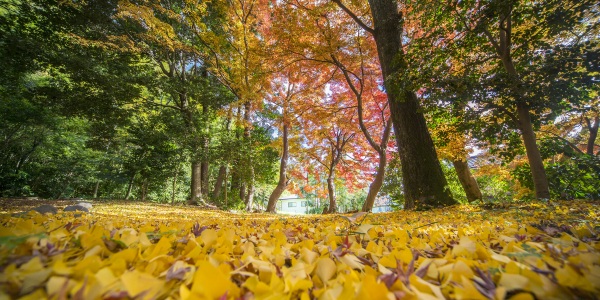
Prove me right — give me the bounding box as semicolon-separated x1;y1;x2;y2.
516;103;551;198
189;160;202;204
362;152;386;212
140;178;148;202
245;168;255;211
171;168;178;205
326;175;337;213
93;181;100;199
200;161;209;196
585;116;599;155
125;172;135;200
452;159;482;202
267;123;289;212
213;165;227;199
223;168;228;207
368;0;455;210
239;182;246;202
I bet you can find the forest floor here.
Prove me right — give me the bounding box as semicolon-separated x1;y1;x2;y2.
0;199;599;299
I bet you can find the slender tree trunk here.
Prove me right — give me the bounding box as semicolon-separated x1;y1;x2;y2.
224;168;228;207
491;4;550;199
171;168;179;205
267;123;289;212
242;101;254;211
362;151;386;212
516;103;551;198
189;160;202;204
213;165;227;199
326;175;337;213
245;168;255;211
368;0;455;210
586;116;599;155
125;173;135;200
452;159;482;202
93;181;100;199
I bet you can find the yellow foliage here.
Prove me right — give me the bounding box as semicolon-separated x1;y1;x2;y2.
1;200;599;299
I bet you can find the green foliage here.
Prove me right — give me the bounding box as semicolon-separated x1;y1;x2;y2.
380;153;404;209
440;161;468;204
476;174;521;203
514;159;600;200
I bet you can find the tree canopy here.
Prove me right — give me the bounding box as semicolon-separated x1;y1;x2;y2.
1;0;598;211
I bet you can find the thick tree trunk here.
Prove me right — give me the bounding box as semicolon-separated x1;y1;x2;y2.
189;160;202;204
213;165;227;199
586;116;599;155
200;161;209;196
362;152;386;212
326;176;337;213
516;103;551;198
267;123;289;213
452;159;482;202
230;169;240;195
239;182;246;202
140;178;148;202
368;0;455;210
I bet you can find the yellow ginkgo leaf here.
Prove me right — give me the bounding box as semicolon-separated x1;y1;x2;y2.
121;270;165;300
190;261;231;299
315;257;337;283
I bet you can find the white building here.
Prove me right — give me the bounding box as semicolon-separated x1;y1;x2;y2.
371;196;393;213
277;196;308;215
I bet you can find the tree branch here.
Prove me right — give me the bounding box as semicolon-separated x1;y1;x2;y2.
331;0;375;35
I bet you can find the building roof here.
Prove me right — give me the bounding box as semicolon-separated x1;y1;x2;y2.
278;196;305;201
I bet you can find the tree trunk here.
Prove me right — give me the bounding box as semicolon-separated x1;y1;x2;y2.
326;175;337;213
267;123;289;212
171;169;178;205
223;168;228;207
125;173;135;200
140;178;148;202
452;159;482;202
492;4;550;199
93;181;100;199
201;161;209;196
586;116;599;155
368;0;455;210
239;182;246;202
362;151;386;212
213;165;227;199
189;160;202;204
516;103;551;198
230;169;240;195
245;168;255;211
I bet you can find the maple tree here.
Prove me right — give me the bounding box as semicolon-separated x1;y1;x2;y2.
331;0;456;209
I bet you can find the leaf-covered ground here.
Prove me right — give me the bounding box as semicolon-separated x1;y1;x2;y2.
1;199;599;299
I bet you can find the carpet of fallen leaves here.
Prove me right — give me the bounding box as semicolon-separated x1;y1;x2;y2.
1;199;599;300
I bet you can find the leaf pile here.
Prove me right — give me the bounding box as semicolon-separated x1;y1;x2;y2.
1;201;599;299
